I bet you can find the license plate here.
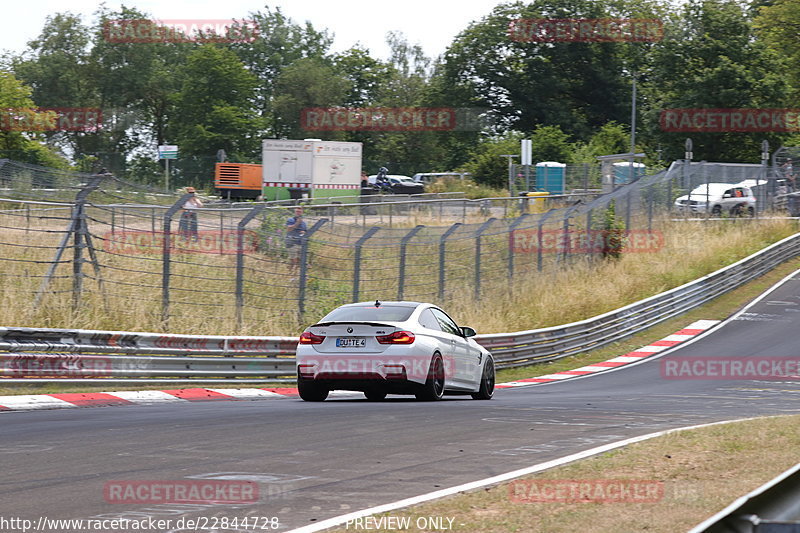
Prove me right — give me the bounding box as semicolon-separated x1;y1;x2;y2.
336;337;366;348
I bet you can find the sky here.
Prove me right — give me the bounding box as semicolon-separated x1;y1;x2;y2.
1;0;501;61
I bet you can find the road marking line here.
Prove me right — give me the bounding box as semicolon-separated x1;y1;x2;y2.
0;395;78;410
47;393;133;407
206;388;285;399
284;417;777;533
103;390;190;404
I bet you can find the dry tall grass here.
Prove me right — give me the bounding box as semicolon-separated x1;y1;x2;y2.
445;217;798;333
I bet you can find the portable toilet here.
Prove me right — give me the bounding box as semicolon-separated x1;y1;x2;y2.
535;162;566;194
612;162;646;185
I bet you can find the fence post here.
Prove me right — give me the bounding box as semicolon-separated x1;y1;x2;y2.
474;218;496;300
586;208;593;261
219;210;225;254
438;223;462;300
235;204;267;329
625;188;632;230
560;203;582;264
35;175;104;309
507;214;530;281
162;193;193;325
298;218;328;316
536;209;555;272
398;225;425;300
352;226;381;303
72;206;86;309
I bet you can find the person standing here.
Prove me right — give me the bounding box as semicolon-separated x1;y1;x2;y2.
180;187;203;242
285;206;307;274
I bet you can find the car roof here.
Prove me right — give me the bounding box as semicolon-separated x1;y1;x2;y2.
690;183;742;193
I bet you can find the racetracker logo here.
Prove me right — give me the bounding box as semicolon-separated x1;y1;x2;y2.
0;108;102;132
661;357;800;380
660;109;800;132
300;107;489;132
103;19;260;43
509;18;663;42
298;354;459;380
1;354;112;377
103;230;258;255
509;479;664;503
104;480;259;504
510;229;664;254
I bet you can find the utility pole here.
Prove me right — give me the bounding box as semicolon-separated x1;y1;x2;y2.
500;154;518;196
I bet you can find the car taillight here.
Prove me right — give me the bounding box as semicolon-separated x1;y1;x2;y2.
376;331;415;344
299;331;325;345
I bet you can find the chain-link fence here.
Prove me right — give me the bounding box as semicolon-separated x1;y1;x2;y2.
0;158;793;332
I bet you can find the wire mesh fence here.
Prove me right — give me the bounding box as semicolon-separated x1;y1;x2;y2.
0;158;793;333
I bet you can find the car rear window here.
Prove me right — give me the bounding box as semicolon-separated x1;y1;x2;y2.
319;305;415;323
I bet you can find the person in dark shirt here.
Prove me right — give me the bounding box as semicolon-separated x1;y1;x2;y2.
285;207;307;275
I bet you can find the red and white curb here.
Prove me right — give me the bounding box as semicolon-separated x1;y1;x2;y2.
495;319;720;389
0;320;719;412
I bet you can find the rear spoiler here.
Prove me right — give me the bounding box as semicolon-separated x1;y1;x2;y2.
311;321;395;328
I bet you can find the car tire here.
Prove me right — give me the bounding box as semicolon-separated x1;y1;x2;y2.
711;205;722;216
747;206;755;217
298;377;328;402
415;353;445;401
364;389;387;401
471;358;495;400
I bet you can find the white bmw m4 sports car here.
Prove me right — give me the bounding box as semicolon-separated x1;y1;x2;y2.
295;301;495;402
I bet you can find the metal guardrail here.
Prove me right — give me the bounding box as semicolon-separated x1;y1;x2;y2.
1;232;799;383
0;329;298;383
689;461;800;532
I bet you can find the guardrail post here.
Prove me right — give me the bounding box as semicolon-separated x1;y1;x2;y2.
438;223;462;300
162;193;193;325
352;226;380;302
474;218;496;300
398;225;425;300
507;214;530;281
235;204;267;329
298;218;328;316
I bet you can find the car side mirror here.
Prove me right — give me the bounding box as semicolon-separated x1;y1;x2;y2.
461;326;477;338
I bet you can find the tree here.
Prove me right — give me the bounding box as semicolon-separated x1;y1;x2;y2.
753;0;800;98
272;57;350;140
227;7;333;136
0;70;67;168
170;45;261;180
11;13;99;163
529;125;572;162
458;131;525;188
571;121;630;163
440;0;639;140
641;0;790;162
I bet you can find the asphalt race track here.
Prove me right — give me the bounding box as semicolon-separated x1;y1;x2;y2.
3;273;800;532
